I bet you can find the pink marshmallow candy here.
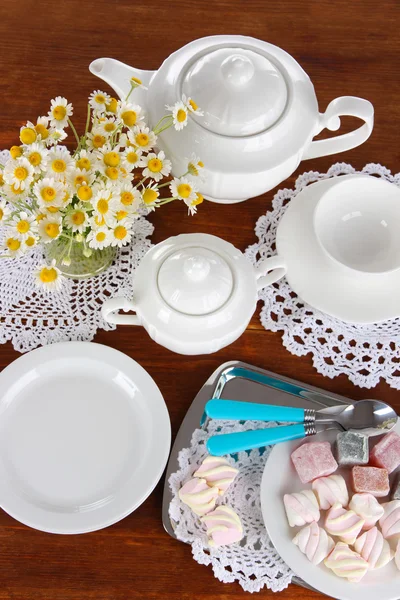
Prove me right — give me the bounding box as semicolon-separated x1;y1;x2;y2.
201;505;243;547
370;432;400;474
291;441;338;484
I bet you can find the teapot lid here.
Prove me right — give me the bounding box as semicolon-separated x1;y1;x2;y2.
182;47;288;136
157;247;233;315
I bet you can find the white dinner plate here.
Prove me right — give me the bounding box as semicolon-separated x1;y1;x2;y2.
260;423;400;600
0;342;171;534
276;175;400;323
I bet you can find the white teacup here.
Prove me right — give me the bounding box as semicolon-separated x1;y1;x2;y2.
313;176;400;275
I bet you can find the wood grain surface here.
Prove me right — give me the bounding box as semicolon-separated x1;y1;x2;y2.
0;0;400;598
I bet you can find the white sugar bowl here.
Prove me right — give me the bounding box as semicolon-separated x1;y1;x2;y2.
101;233;285;355
90;35;374;204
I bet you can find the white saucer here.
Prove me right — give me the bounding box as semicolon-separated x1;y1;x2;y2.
0;342;171;534
276;175;400;323
260;422;400;600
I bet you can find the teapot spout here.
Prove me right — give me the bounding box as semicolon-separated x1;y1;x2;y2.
89;57;154;106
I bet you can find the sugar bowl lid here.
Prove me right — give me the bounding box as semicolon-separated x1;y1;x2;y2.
182;46;288;136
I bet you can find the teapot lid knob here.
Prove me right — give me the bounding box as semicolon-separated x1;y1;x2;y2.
220;54;255;86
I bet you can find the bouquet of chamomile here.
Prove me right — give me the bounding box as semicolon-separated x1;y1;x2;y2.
0;80;204;291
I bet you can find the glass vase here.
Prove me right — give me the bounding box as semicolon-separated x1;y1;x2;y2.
44;236;117;279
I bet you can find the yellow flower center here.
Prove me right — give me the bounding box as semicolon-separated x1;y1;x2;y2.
74;174;87;187
95;94;106;104
147;158;163;173
103;152;120;167
121;191;134;206
53;106;67;121
41;187;56;202
29;152;42;166
96;231;106;242
198;160;204;167
17;220;30;233
20;128;37;144
114;225;127;240
10;146;23;159
97;198;109;214
40;267;58;283
0;208;3;220
72;211;85;225
116;210;128;221
135;133;149;147
92;134;106;148
45;223;60;238
36;213;46;222
177;109;187;123
35;123;49;139
104;122;116;132
142;188;159;205
6;238;21;251
189;99;198;111
47;206;59;214
177;183;192;198
52;159;66;173
121;110;136;127
0;173;3;185
126;151;138;164
106;98;118;113
131;76;142;85
25;236;36;247
105;167;119;180
94;215;105;226
192;192;204;206
10;183;24;195
14;166;28;180
76;157;91;170
77;185;92;201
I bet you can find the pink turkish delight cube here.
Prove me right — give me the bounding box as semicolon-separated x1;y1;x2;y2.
352;466;390;498
291;441;338;484
370;432;400;474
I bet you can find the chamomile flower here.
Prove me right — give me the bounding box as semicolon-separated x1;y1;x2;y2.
169;177;198;203
89;90;111;114
110;220;133;247
24;234;38;250
47;147;74;180
38;215;62;242
3;182;29;201
183;94;204;116
10;212;38;241
35;259;64;292
87;225;112;249
64;206;89;233
24;143;49;175
118;182;141;210
140;151;171;182
19;125;37;145
10;145;23;159
68;168;95;191
187;153;205;178
121;146;142;171
185;192;204;216
94;145;121;172
34;177;65;209
91;187;119;224
32;116;51;142
47;128;67;146
4;234;27;257
48;96;73;129
76;184;95;202
75;149;94;172
4;157;34;190
117;101;143;128
95;117;120;137
0;199;11;223
141;183;160;211
166;101;188;130
128;125;157;152
86;129;107;150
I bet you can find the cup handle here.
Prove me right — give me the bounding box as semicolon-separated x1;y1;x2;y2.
302;96;374;160
254;256;287;291
101;297;141;326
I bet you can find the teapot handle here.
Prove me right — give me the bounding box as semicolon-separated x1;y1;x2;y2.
101;297;141;326
303;96;374;160
254;256;287;291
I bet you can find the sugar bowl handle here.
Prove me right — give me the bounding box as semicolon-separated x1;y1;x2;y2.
101;297;141;326
254;256;287;291
303;96;374;160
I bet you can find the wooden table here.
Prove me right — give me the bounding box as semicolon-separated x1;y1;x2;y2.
0;0;399;598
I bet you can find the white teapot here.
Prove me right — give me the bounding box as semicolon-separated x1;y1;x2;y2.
101;234;285;355
90;35;374;204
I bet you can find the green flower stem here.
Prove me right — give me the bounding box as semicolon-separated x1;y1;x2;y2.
125;83;135;102
154;120;174;135
84;104;91;137
153;115;173;134
157;180;172;188
68;118;81;148
157;197;177;206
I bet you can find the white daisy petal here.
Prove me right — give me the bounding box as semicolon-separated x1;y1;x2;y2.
48;96;73;129
35;259;64;292
139;151;171;183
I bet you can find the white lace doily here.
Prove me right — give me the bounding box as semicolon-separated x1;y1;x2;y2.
169;419;294;593
245;162;400;390
0;150;153;353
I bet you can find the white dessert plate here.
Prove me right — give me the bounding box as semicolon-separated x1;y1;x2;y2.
0;342;171;534
276;175;400;323
261;422;400;600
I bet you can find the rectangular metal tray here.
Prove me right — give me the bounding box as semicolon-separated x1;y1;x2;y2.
162;360;352;592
